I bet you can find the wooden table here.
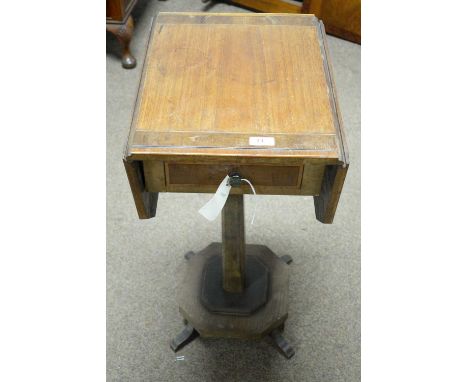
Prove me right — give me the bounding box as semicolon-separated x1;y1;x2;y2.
123;12;348;358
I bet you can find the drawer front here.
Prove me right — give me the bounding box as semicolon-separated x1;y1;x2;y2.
167;163;301;188
143;160;325;196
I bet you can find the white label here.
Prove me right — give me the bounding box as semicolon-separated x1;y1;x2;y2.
249;137;275;146
198;175;232;221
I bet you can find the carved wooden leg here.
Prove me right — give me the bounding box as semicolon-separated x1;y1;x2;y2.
107;15;136;69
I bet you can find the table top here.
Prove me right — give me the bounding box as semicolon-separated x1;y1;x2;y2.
126;12;347;164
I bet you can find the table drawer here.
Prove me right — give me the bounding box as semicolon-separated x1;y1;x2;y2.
143;160;326;196
167;163;301;187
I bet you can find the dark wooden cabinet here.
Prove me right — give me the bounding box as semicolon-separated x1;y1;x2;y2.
106;0;138;68
302;0;361;44
107;0;137;22
225;0;360;43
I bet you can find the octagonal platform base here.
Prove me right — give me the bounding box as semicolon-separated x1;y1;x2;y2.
177;242;290;339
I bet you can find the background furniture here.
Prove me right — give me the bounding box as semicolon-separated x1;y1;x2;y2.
106;0;138;68
302;0;360;43
224;0;361;43
123;12;348;357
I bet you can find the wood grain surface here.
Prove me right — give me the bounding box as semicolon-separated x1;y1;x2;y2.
126;13;341;159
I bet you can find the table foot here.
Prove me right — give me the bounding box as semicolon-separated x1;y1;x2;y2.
280;255;293;265
269;328;295;359
170;324;199;352
184;251;196;261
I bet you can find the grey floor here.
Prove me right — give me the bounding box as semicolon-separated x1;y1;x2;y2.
107;1;360;381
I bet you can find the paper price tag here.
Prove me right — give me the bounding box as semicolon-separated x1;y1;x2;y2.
198;175;232;221
249;136;275;146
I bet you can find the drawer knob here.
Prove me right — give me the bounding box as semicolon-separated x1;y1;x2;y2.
228;172;242;187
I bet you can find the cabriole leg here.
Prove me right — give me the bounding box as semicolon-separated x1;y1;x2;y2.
107;15;137;69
